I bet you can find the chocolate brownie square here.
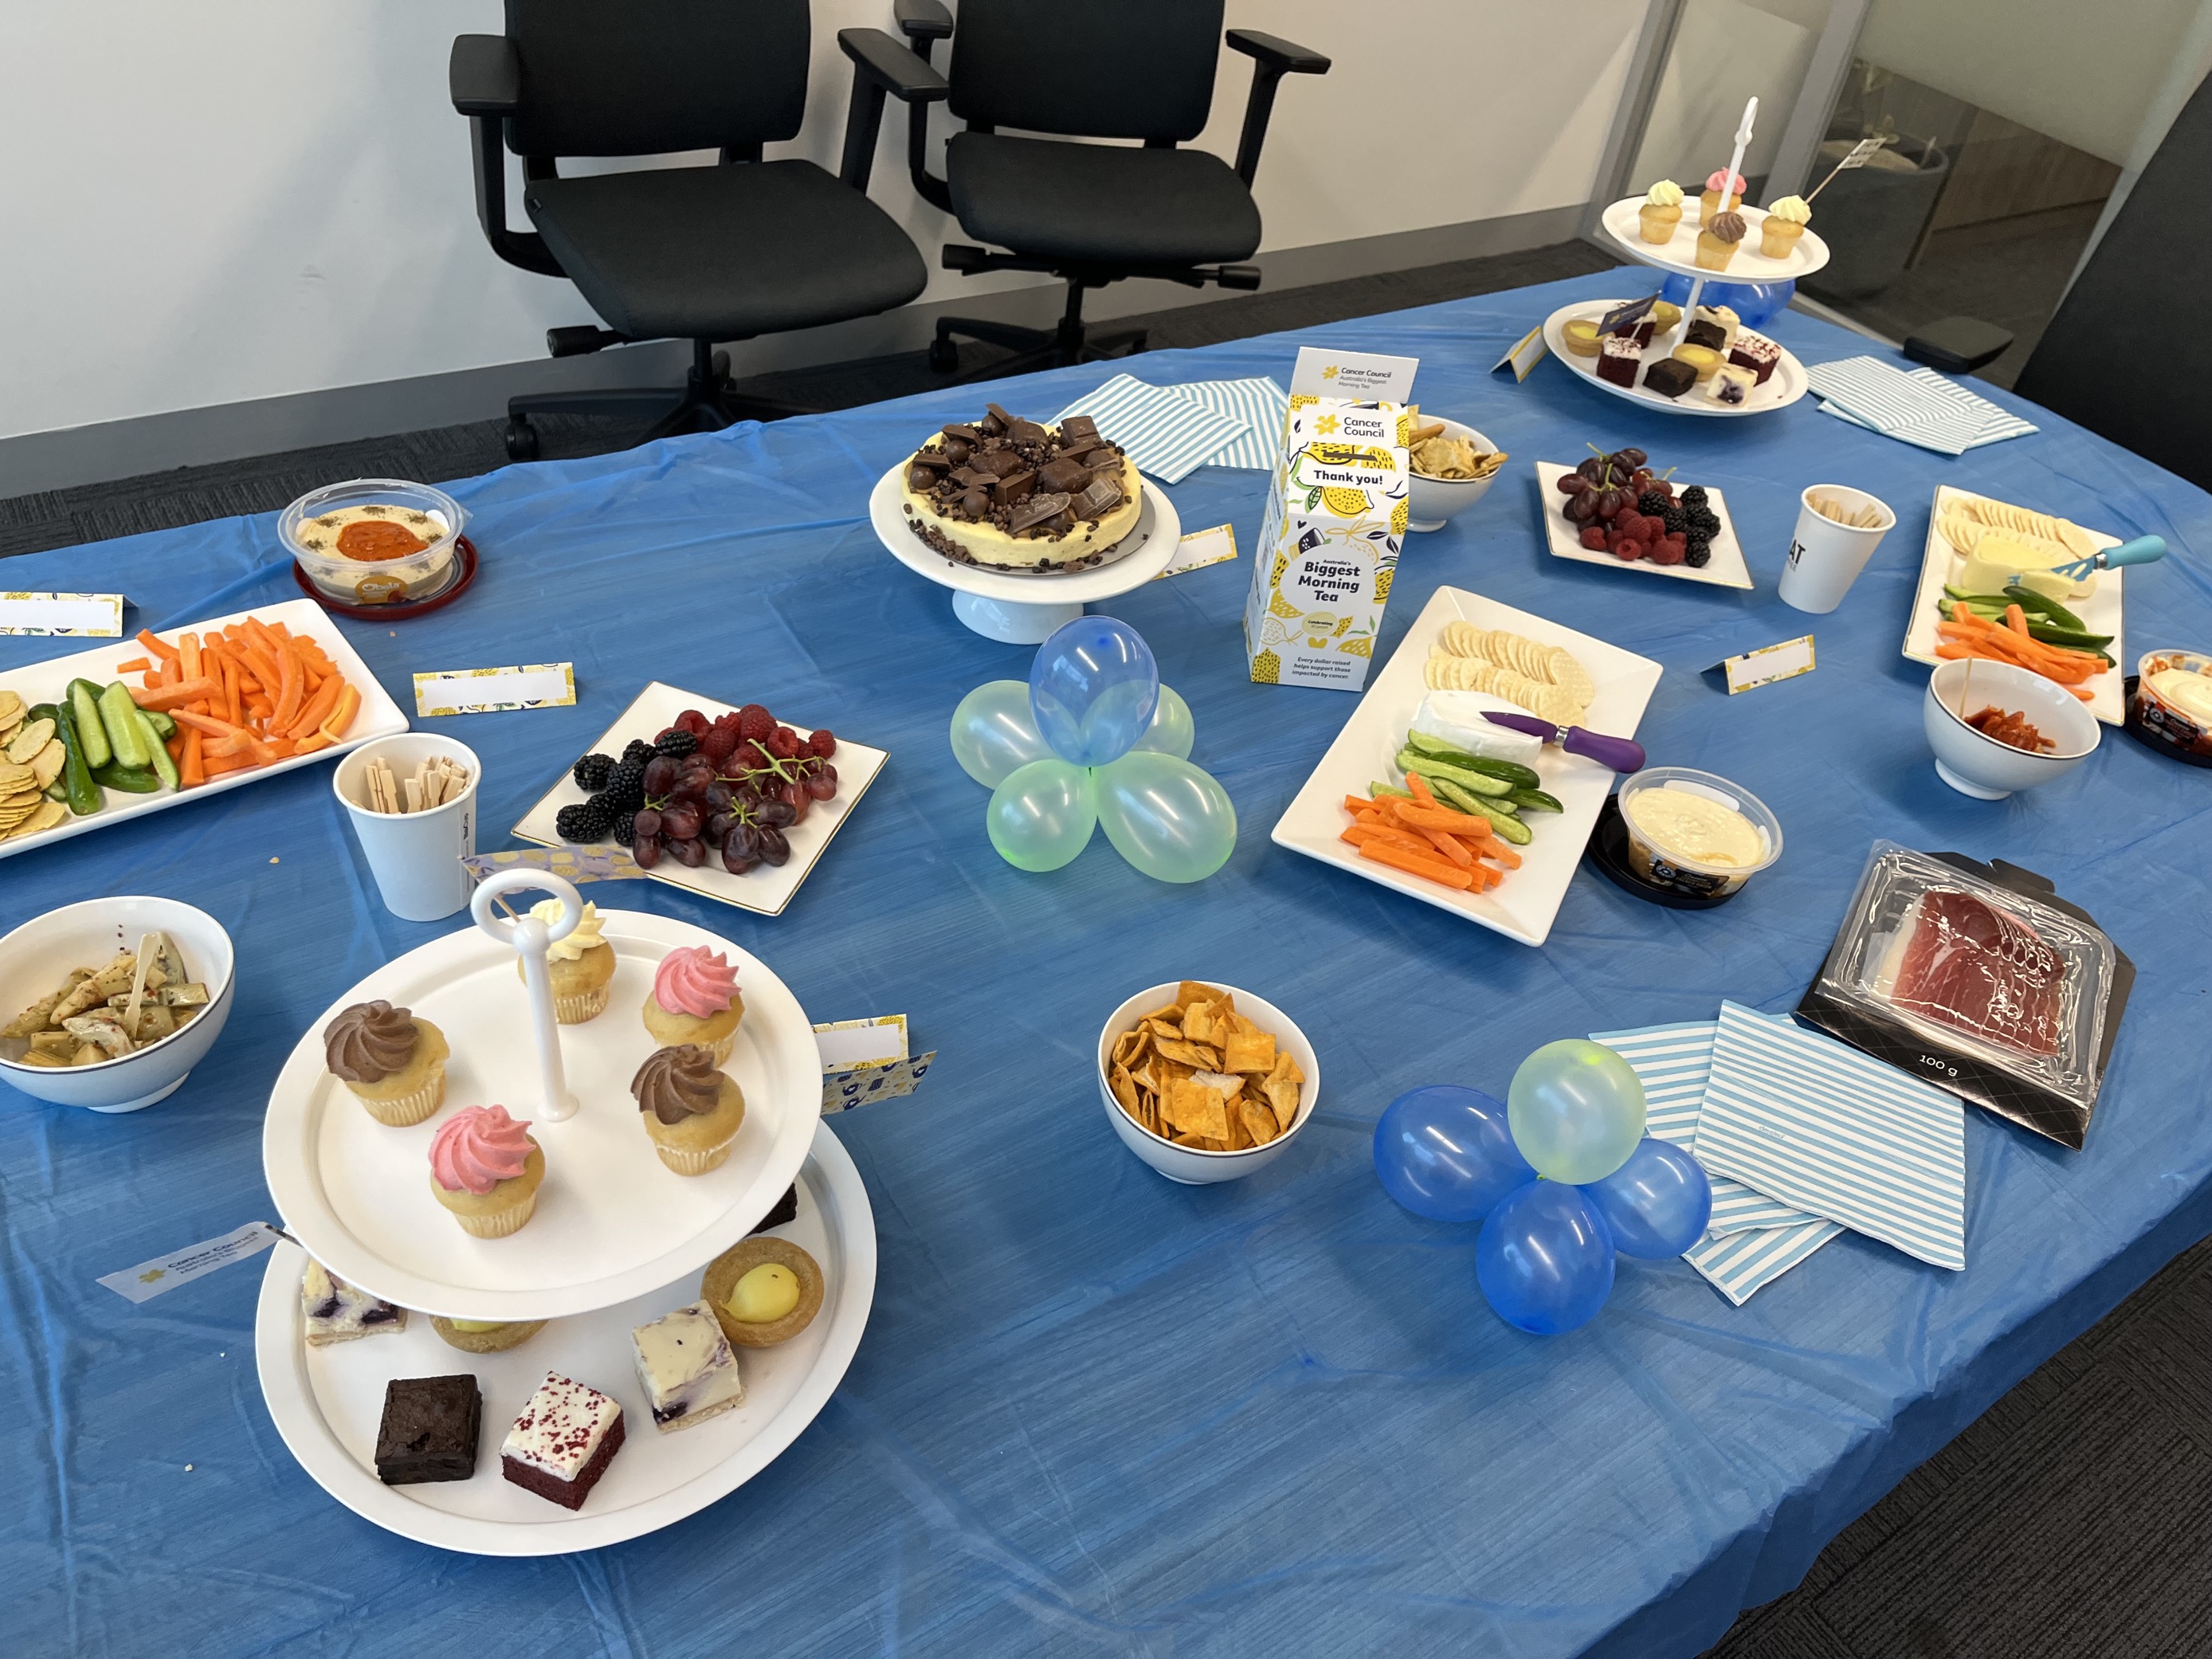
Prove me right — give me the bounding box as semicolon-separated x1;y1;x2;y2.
1642;359;1699;399
749;1184;798;1236
375;1375;481;1485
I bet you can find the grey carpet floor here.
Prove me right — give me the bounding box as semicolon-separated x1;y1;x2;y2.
6;239;2208;1659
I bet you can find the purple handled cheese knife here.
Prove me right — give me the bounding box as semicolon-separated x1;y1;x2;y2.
1482;712;1645;772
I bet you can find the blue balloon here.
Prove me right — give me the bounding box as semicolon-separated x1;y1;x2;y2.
1029;617;1159;768
1657;272;1794;329
1373;1086;1535;1222
1579;1137;1713;1259
1476;1181;1616;1335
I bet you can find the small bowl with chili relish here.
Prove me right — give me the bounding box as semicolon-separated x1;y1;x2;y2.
281;478;469;609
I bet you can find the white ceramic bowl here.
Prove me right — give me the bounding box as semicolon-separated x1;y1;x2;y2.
0;897;236;1112
1096;982;1320;1185
1924;658;2100;799
1406;418;1504;531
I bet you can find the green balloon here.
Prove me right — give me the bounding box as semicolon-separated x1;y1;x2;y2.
1131;684;1195;760
1506;1039;1647;1185
1094;751;1237;883
950;680;1051;788
986;759;1097;872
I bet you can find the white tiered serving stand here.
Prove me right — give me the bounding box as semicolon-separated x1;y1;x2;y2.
1552;98;1834;419
871;461;1181;644
257;872;875;1554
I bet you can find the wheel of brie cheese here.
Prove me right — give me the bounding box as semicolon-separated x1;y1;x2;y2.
898;404;1144;574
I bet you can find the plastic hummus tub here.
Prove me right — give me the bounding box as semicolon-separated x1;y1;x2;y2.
2132;648;2212;760
282;479;467;607
1616;766;1783;900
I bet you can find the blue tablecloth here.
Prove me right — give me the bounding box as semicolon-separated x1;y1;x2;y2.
6;270;2210;1658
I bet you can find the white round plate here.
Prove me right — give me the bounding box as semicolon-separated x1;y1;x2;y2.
1543;301;1807;419
256;1120;873;1555
872;463;1179;604
1598;196;1830;283
264;909;821;1322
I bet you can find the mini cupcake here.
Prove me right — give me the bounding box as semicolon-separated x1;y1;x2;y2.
430;1316;547;1354
326;1000;449;1126
1699;169;1746;224
1638;178;1684;243
632;1044;747;1176
1696;211;1747;272
641;946;743;1063
1760;194;1811;258
513;899;614;1023
429;1104;544;1237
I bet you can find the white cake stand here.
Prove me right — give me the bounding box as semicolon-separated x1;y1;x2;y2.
262;878;822;1323
871;462;1181;644
255;1119;875;1555
1597;196;1831;284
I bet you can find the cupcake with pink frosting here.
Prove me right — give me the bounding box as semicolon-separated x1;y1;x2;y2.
428;1105;545;1238
641;946;744;1064
1699;170;1746;224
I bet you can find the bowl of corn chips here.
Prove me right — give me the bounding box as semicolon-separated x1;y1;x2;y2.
0;897;235;1112
1405;413;1508;533
1097;980;1318;1184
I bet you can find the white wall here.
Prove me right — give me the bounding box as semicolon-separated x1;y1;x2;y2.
0;0;1644;444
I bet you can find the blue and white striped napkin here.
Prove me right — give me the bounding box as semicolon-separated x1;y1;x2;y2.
1180;377;1290;471
1592;1019;1833;1304
1696;1000;1967;1270
1053;375;1251;484
1806;356;2037;456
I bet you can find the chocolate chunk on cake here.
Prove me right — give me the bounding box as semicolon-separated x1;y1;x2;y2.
631;1301;746;1433
501;1371;626;1511
375;1375;480;1484
1642;358;1699;399
899;406;1144;572
302;1258;406;1346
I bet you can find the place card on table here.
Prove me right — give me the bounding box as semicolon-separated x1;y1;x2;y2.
414;663;576;717
1708;634;1817;695
814;1014;933;1113
1288;346;1419;402
0;592;125;636
462;846;646;886
98;1221;284;1304
1156;524;1238;579
1492;326;1547;382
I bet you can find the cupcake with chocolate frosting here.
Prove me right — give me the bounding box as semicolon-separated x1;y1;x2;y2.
633;1044;747;1176
428;1104;544;1237
326;1000;449;1126
641;947;743;1063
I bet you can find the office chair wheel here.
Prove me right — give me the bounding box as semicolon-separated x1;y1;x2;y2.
928;337;960;373
504;418;541;461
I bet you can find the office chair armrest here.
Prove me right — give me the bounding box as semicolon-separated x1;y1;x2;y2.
449;33;520;116
1224;29;1331;188
837;28;948;194
449;34;563;278
893;0;954;57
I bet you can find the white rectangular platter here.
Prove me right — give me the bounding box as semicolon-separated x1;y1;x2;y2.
0;596;408;860
1901;484;2125;726
1270;586;1663;947
514;681;887;917
1533;463;1753;590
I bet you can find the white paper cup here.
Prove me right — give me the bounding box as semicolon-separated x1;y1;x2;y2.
1779;485;1896;614
333;734;480;921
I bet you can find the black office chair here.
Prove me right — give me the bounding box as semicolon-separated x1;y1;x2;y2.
840;0;1328;380
451;0;932;460
2006;69;2212;489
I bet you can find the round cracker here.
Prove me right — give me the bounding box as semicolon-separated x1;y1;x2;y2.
700;1236;825;1348
1547;647;1594;708
1440;620;1484;658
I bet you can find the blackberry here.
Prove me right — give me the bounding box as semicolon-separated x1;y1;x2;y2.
1637;490;1670;516
1684;544;1712;568
1661;507;1687;535
1688;511;1721;536
610;811;637;846
1679;485;1709;508
602;759;646;808
653;728;699;759
622;739;657;767
571;752;616;792
555;800;614;845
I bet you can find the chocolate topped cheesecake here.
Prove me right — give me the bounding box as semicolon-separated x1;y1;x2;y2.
900;404;1144;573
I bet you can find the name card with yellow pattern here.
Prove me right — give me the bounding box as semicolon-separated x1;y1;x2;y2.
414;663;577;717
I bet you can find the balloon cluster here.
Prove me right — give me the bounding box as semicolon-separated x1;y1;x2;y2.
1373;1040;1713;1335
1658;272;1795;329
948;618;1238;883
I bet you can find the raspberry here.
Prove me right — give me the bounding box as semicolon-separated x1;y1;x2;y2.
699;725;738;763
806;729;837;759
1579;525;1608;551
571;752;615;791
676;710;712;737
735;704;775;742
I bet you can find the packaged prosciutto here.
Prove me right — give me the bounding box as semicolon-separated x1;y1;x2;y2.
1795;842;2132;1149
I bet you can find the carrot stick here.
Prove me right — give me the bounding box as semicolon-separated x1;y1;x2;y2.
135;629;181;664
179;633;201;681
170;708;256;740
1392;802;1490;833
2005;602;2029;638
221;657;241;725
1405;772;1437;807
1359;840;1475;889
180;728;205;788
130;677;222;712
1343;823;1441;856
286;676;343;739
113;657;150;674
200;752;254;777
272;645;303;730
290;733;335;755
1483;841;1523;870
1422;826;1474;866
320;684;361;740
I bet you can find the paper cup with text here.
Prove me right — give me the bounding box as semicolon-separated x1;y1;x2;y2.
333;734;480;921
1779;485;1896;614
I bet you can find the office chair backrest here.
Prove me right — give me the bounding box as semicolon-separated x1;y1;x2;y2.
945;0;1223;143
504;0;810;158
2013;69;2210;489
